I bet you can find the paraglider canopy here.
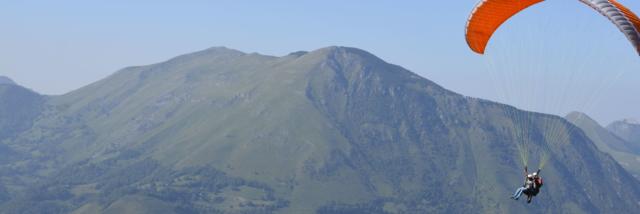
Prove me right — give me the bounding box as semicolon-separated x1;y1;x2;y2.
465;0;640;55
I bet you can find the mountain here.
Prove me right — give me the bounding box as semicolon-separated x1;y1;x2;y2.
0;76;16;85
1;47;639;213
567;113;640;155
566;112;640;179
0;80;45;207
0;80;45;141
608;119;640;150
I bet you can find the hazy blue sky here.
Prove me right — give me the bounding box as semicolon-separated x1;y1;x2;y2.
1;0;639;124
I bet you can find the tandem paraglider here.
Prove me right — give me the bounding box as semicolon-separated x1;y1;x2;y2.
510;166;544;203
464;0;639;205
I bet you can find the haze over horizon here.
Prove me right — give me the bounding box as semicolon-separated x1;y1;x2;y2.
2;0;639;124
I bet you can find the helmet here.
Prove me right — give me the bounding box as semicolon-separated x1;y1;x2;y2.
527;174;533;178
532;172;538;177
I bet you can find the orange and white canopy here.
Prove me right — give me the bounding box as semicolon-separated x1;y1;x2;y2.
465;0;640;55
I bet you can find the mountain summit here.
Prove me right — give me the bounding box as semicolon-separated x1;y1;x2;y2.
0;47;639;213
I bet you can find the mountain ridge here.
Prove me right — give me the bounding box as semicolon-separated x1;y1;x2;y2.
608;119;640;147
566;112;640;179
566;112;640;154
0;76;16;85
0;83;45;141
0;46;638;213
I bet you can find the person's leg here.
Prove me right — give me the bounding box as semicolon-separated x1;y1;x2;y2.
512;187;525;199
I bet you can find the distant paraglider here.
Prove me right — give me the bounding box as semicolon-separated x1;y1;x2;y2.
465;0;640;55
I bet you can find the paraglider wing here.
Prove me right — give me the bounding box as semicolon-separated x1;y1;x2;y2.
578;0;640;55
465;0;545;54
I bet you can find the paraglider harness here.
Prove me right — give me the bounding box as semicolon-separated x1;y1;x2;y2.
523;167;543;201
531;175;543;196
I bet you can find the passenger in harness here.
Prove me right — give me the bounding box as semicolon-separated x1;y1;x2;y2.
510;166;543;203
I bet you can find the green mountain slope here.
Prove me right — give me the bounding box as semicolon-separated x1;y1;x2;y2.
566;112;640;179
1;47;639;213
